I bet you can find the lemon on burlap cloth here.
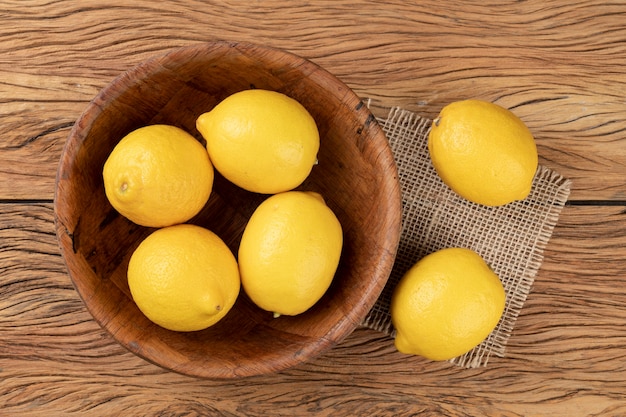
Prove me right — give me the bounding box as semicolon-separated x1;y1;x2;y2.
238;191;343;317
103;124;214;228
428;99;538;206
390;248;506;361
196;89;320;194
127;224;240;332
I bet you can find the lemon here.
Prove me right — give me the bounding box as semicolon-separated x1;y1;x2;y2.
103;124;214;228
238;191;343;316
428;99;538;206
390;247;506;361
196;89;320;194
127;224;240;332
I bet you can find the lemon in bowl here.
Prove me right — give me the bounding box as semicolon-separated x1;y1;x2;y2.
196;89;320;194
127;224;240;332
102;124;214;228
238;191;343;318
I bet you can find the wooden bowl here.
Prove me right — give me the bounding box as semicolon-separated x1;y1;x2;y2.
54;41;402;378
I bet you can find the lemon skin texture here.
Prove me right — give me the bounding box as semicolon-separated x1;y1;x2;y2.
103;124;214;228
391;247;506;361
428;100;538;206
127;224;240;332
196;89;319;194
238;191;343;316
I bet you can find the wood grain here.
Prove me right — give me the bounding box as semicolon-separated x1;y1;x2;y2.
2;204;626;415
1;0;626;415
0;0;624;200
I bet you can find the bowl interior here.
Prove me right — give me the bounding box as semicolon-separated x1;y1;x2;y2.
54;41;401;378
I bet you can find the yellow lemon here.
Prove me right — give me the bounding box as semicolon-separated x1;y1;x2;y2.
196;89;320;194
127;224;240;332
103;124;214;228
238;191;343;316
428;100;538;206
390;247;505;361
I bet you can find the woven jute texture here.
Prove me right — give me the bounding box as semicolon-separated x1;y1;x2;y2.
362;105;572;368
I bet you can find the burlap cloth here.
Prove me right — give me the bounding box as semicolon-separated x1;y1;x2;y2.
361;104;572;368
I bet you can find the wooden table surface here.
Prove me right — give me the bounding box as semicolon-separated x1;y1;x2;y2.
2;1;625;415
